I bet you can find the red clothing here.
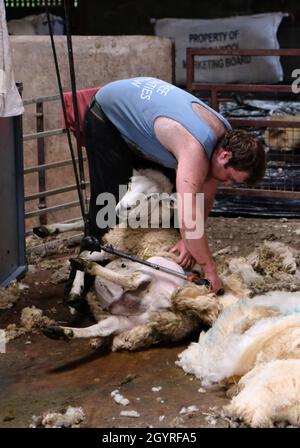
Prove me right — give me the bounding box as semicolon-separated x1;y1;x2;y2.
62;87;100;146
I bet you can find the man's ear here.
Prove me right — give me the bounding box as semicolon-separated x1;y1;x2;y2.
221;150;232;161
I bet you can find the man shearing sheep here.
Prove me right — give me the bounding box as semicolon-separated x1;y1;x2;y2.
84;77;266;293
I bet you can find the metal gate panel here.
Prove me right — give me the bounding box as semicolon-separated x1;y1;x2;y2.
0;114;27;287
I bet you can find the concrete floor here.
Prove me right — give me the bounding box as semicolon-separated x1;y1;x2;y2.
3;216;299;428
0;265;229;429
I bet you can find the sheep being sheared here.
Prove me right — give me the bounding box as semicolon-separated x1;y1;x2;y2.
33;168;173;239
45;168;300;353
65;168;177;305
45;256;220;352
115;168;174;224
41;165;300;361
45;236;300;353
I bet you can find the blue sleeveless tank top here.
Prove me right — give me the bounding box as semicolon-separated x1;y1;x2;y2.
95;77;231;169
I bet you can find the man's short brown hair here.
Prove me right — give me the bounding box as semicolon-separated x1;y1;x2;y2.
222;129;266;186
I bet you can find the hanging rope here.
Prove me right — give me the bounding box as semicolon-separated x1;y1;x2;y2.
45;2;89;235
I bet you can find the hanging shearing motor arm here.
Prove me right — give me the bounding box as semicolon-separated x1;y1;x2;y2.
63;0;87;195
45;1;89;235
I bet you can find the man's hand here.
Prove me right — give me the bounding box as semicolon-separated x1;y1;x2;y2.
170;239;195;270
203;263;223;294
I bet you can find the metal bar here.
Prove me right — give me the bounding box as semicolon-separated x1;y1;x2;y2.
211;89;219;111
217;188;300;200
23;94;61;106
187;48;300;56
36;101;47;225
186;45;194;87
171;39;176;85
228;119;300;128
25;200;80;218
23;128;65;141
25;182;90;201
24;156;87;174
186;48;300;93
268;153;300;163
189;83;293;93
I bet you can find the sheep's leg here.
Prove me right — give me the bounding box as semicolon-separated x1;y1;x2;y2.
150;310;198;341
80;250;109;262
171;285;221;326
44;316;133;341
112;324;158;351
112;310;199;351
33;220;84;238
65;249;113;306
67;270;85;303
70;257;151;290
89;337;106;350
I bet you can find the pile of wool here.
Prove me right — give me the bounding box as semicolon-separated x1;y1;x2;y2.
30;406;85;428
219;241;300;296
177;291;300;387
49;260;71;284
0;281;29;310
225;360;300;428
247;241;298;275
177;289;300;427
5;306;56;342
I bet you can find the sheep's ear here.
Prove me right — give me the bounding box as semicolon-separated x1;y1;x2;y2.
132;169;139;177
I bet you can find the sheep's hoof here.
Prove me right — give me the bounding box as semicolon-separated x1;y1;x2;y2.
33;226;52;238
64;295;87;314
43;326;73;342
90;338;104;350
64;291;83;306
112;335;138;352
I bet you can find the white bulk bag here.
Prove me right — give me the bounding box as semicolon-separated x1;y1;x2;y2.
154;13;288;85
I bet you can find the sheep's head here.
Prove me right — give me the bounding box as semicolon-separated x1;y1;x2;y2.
115;169;174;226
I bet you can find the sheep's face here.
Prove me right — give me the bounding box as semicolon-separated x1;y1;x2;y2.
116;175;174;226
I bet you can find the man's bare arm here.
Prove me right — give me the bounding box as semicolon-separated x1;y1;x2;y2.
203;177;218;222
154;117;223;292
174;150;223;292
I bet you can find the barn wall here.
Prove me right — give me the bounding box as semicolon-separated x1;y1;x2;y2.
10;35;174;230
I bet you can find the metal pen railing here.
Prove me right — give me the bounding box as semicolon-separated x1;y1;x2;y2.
186;48;300;200
23;94;89;225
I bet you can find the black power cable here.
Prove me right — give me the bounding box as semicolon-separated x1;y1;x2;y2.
63;0;87;202
45;3;89;235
